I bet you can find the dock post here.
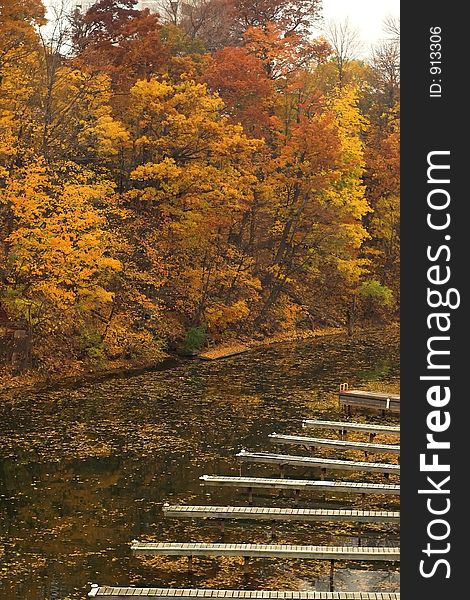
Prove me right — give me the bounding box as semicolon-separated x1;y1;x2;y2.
243;556;250;574
278;464;286;499
247;487;253;505
239;462;243;476
218;520;225;538
270;520;277;541
320;467;327;502
358;522;363;546
329;559;335;592
294;489;300;506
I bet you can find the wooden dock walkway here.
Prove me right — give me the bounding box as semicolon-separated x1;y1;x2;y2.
162;504;400;523
198;344;250;360
268;434;400;456
339;391;400;415
131;541;400;562
302;420;400;437
89;586;401;599
200;475;400;497
236;451;400;475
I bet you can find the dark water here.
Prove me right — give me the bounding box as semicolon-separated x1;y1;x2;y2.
0;330;400;600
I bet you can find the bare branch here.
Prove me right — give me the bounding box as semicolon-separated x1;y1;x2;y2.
325;18;363;86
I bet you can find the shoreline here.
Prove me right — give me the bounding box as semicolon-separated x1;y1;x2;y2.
0;324;397;397
198;326;347;360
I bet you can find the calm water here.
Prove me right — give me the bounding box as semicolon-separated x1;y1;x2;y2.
0;330;400;600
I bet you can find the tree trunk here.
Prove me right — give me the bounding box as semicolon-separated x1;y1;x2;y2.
347;295;357;337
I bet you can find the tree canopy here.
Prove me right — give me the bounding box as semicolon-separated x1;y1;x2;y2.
0;0;400;372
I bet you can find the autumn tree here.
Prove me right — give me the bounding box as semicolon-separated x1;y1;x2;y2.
36;65;129;164
176;0;322;48
369;39;400;109
0;0;45;173
213;79;371;332
383;16;400;44
361;17;400;304
325;19;362;88
251;85;370;330
201;47;274;137
231;0;322;37
0;0;44;63
167;0;234;50
118;78;263;340
364;106;400;297
244;23;331;80
69;0;171;88
0;162;122;366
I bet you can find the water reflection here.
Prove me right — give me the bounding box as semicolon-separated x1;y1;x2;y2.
0;329;399;599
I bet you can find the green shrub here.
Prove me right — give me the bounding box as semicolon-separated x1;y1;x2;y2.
359;280;394;307
184;324;207;352
80;328;106;366
358;280;394;322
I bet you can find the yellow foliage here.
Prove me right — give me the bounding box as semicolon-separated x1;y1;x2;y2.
205;300;250;330
1;161;121;337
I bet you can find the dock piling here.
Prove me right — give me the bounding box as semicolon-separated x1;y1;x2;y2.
243;556;250;574
270;520;277;541
329;560;335;592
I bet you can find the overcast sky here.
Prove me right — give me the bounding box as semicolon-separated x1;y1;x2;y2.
318;0;400;52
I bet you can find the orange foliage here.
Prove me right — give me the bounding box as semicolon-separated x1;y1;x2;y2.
70;0;170;88
202;47;274;137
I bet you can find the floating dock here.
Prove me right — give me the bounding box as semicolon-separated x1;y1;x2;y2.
269;433;400;455
89;586;401;599
339;391;400;414
163;504;400;523
200;475;400;499
131;541;400;562
302;420;400;437
236;451;400;475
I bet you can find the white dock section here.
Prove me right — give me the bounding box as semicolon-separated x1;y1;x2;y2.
268;434;400;455
302;420;400;436
200;475;400;495
162;504;400;523
131;541;400;562
89;586;401;599
237;451;400;475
